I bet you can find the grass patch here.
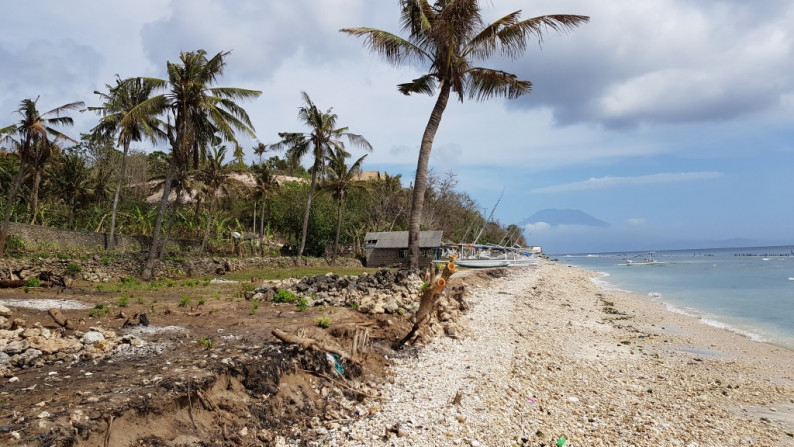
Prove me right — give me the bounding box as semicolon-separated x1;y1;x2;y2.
177;295;191;307
25;277;40;287
88;304;112;318
316;316;331;329
296;297;309;312
197;336;215;349
117;295;130;307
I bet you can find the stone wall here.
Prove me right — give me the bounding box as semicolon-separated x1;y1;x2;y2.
5;222;200;253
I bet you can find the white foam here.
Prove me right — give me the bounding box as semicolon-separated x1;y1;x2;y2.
0;298;91;310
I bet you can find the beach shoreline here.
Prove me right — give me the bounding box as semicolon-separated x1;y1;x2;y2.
328;261;794;446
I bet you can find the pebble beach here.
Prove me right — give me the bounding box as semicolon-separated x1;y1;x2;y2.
326;262;794;446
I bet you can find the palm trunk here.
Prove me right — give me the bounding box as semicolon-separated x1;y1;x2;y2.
260;199;266;236
253;201;257;236
28;169;42;224
408;81;451;268
297;168;319;261
142;162;175;279
332;194;344;263
0;164;26;258
67;194;76;229
199;203;214;257
107;141;130;250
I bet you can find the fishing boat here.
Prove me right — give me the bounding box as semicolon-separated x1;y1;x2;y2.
622;252;665;266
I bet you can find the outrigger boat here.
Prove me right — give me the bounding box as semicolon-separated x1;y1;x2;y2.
622;252;665;266
444;243;539;268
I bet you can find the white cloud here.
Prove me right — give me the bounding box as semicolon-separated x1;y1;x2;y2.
625;218;646;227
529;172;723;194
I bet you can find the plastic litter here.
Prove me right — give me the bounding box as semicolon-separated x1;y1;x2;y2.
556;435;567;447
327;353;345;375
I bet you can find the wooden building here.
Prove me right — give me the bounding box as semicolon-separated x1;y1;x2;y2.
364;231;443;267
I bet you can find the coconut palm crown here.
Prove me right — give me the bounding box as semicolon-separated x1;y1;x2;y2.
342;0;588;267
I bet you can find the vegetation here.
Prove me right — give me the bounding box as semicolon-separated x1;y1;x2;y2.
342;1;588;267
273;289;298;303
0;38;545;263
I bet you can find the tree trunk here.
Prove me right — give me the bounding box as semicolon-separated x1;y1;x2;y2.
142;162;175;279
408;82;451;268
297;167;319;261
28;169;42;224
0;164;26;258
67;193;76;229
260;198;266;236
107;141;130;250
252;201;257;236
332;194;344;263
199;203;214;257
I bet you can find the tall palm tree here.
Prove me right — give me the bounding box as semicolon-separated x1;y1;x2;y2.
26;139;60;224
90;76;164;250
342;1;588;267
268;92;372;260
324;150;367;263
0;97;83;258
252;160;280;237
136;50;261;279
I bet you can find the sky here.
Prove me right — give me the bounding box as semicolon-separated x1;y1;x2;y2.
1;0;793;254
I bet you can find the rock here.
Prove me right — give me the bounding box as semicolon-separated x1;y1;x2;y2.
82;331;105;345
17;348;42;366
0;316;10;330
4;340;29;355
0;305;11;318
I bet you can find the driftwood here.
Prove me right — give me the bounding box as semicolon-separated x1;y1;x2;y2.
0;279;57;288
272;328;354;362
394;257;458;349
48;308;75;330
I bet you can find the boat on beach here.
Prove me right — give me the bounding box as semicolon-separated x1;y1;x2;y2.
445;243;539;268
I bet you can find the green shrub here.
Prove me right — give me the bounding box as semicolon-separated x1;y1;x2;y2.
197;297;207;305
25;277;41;287
101;256;111;266
117;295;130;307
250;299;260;315
88;304;112;318
136;297;146;305
121;276;141;288
197;336;214;349
296;298;309;312
348;301;360;310
273;289;298;303
57;252;70;260
65;262;82;276
316;316;331;329
178;295;191;307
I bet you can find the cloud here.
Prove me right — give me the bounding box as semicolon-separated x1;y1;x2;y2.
625;218;646;227
529;171;723;194
524;222;551;233
500;0;794;128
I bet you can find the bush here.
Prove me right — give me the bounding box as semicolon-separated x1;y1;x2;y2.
273;289;298;303
178;295;191;307
65;262;82;276
316;316;331;329
25;277;41;287
88;304;112;318
117;295;130;307
296;298;309;312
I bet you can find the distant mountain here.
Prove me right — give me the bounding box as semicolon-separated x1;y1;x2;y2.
520;209;610;228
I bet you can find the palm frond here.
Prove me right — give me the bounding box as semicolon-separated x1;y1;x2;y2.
340;27;430;66
398;74;437;96
465;67;531;101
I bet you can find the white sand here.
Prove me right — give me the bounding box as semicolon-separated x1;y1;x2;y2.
325;262;794;446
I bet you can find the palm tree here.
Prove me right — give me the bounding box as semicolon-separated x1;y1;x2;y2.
0;97;83;258
196;145;245;255
136;50;261;279
90;76;164;250
342;1;588;267
49;147;90;229
324;149;367;263
252;160;280;237
268;92;372;261
25;139;60;224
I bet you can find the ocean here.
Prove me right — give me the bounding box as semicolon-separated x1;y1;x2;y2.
556;245;794;351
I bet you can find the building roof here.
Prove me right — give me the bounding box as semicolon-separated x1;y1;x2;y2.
364;231;443;249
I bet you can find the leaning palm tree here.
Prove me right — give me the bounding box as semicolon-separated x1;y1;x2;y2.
268;92;372;261
342;1;588;267
89;76;164;250
0;97;83;258
135;50;261;279
324;149;367;263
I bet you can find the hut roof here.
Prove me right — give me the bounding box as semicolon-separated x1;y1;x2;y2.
364;231;443;249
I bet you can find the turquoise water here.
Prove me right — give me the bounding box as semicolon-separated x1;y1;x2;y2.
557;246;794;350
